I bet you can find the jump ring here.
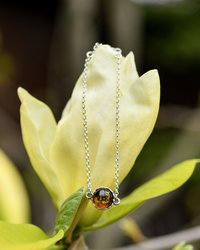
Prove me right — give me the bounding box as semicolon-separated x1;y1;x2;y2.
114;197;120;205
86;51;93;58
86;192;93;199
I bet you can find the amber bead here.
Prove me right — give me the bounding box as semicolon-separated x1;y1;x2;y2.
92;187;114;210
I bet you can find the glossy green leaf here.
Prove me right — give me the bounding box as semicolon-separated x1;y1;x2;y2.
0;220;64;250
82;159;199;231
55;188;85;237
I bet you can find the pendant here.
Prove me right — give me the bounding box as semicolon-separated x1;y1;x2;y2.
86;187;120;210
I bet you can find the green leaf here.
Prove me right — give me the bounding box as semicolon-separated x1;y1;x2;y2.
83;159;199;231
172;242;194;250
0;220;64;250
55;187;85;237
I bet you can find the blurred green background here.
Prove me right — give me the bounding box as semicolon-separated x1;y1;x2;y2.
0;0;200;248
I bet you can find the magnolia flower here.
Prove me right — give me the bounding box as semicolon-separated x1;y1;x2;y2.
18;44;160;227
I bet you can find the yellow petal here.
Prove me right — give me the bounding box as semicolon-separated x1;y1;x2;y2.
50;44;160;226
0;150;30;223
118;69;160;184
50;44;125;198
120;51;139;91
18;88;65;208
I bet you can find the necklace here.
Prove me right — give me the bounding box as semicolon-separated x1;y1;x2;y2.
82;43;121;210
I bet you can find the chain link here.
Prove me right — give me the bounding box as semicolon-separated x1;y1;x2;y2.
82;43;122;203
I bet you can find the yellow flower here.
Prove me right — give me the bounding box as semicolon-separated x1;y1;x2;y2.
18;44;160;226
0;149;30;223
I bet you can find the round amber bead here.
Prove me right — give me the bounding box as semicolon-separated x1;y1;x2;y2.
92;187;114;210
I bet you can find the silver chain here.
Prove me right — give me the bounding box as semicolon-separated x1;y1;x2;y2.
82;43;122;202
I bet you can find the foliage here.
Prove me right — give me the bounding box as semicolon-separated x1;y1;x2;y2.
0;221;64;250
173;242;194;250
